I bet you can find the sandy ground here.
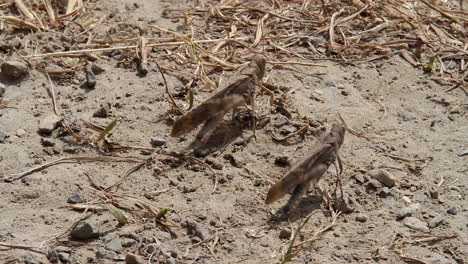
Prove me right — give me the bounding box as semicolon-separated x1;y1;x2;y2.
0;0;466;263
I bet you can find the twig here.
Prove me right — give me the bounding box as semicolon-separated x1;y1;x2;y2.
105;157;152;191
271;125;308;141
23;37;249;58
369;95;386;119
269;61;327;67
399;255;430;264
3;156;144;182
417;0;460;24
385;154;431;163
45;72;59;116
0;243;46;255
336;113;369;139
294;211;341;248
154;58;184;115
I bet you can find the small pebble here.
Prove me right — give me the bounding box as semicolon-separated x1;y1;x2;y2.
70;221;99;240
125;253;144;264
16;128;25;137
1;60;29;79
150;136;167;147
446;207;457;215
41;138;55;147
397;203;421;220
403;217;429;232
378;187;392;198
325;80;336;87
67;193;85;204
0;129;8;143
334;192;355;213
355;213;368;222
185;219;210;241
279;228;291;239
366;169;396;187
105;238;123;253
429;187;439;199
225;172;235;180
38;115;62;134
96;248;116;259
205;157;223;170
166;257;176;264
85;64;96;88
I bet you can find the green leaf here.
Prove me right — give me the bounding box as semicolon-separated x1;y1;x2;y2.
424;56;435;73
155;208;169;221
187;89;194;110
94;119;118;144
107;204;127;225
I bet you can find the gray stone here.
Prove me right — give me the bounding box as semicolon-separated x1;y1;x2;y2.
125;253;144;264
429;187;439;199
55;246;71;253
1;60;29;79
121;238;137;247
334;192;355;213
428;216;444;228
226;172;235;180
70;221;98;240
279;228;291;239
401;112;416;121
57;252;70;262
403;217;429;232
166;257;176;264
96;248;116;259
0;129;8;143
41;138;55;147
379;187;392;198
150;136;167;147
105;238;123;253
367;169;396;187
364;178;382;193
38;115;62;133
67;193;85;204
273;115;289;128
185;219;210;241
16;128;25;137
224;153;246;168
355;213;368;222
206;157;223;170
397;203;421;220
325;80;336;87
447;207;458;215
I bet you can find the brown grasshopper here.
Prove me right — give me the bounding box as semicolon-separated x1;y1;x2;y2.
266;123;346;209
171;55;266;142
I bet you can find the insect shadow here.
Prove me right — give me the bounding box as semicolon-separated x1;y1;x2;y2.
268;191;323;224
191;118;246;157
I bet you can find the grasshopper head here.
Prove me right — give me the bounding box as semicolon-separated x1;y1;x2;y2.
330;123;346;146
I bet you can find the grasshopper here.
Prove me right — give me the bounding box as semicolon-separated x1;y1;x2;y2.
171;55;266;142
266;123;346;209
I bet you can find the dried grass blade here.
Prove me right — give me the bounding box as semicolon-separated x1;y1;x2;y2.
43;0;56;24
0;16;40;30
13;0;35;20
